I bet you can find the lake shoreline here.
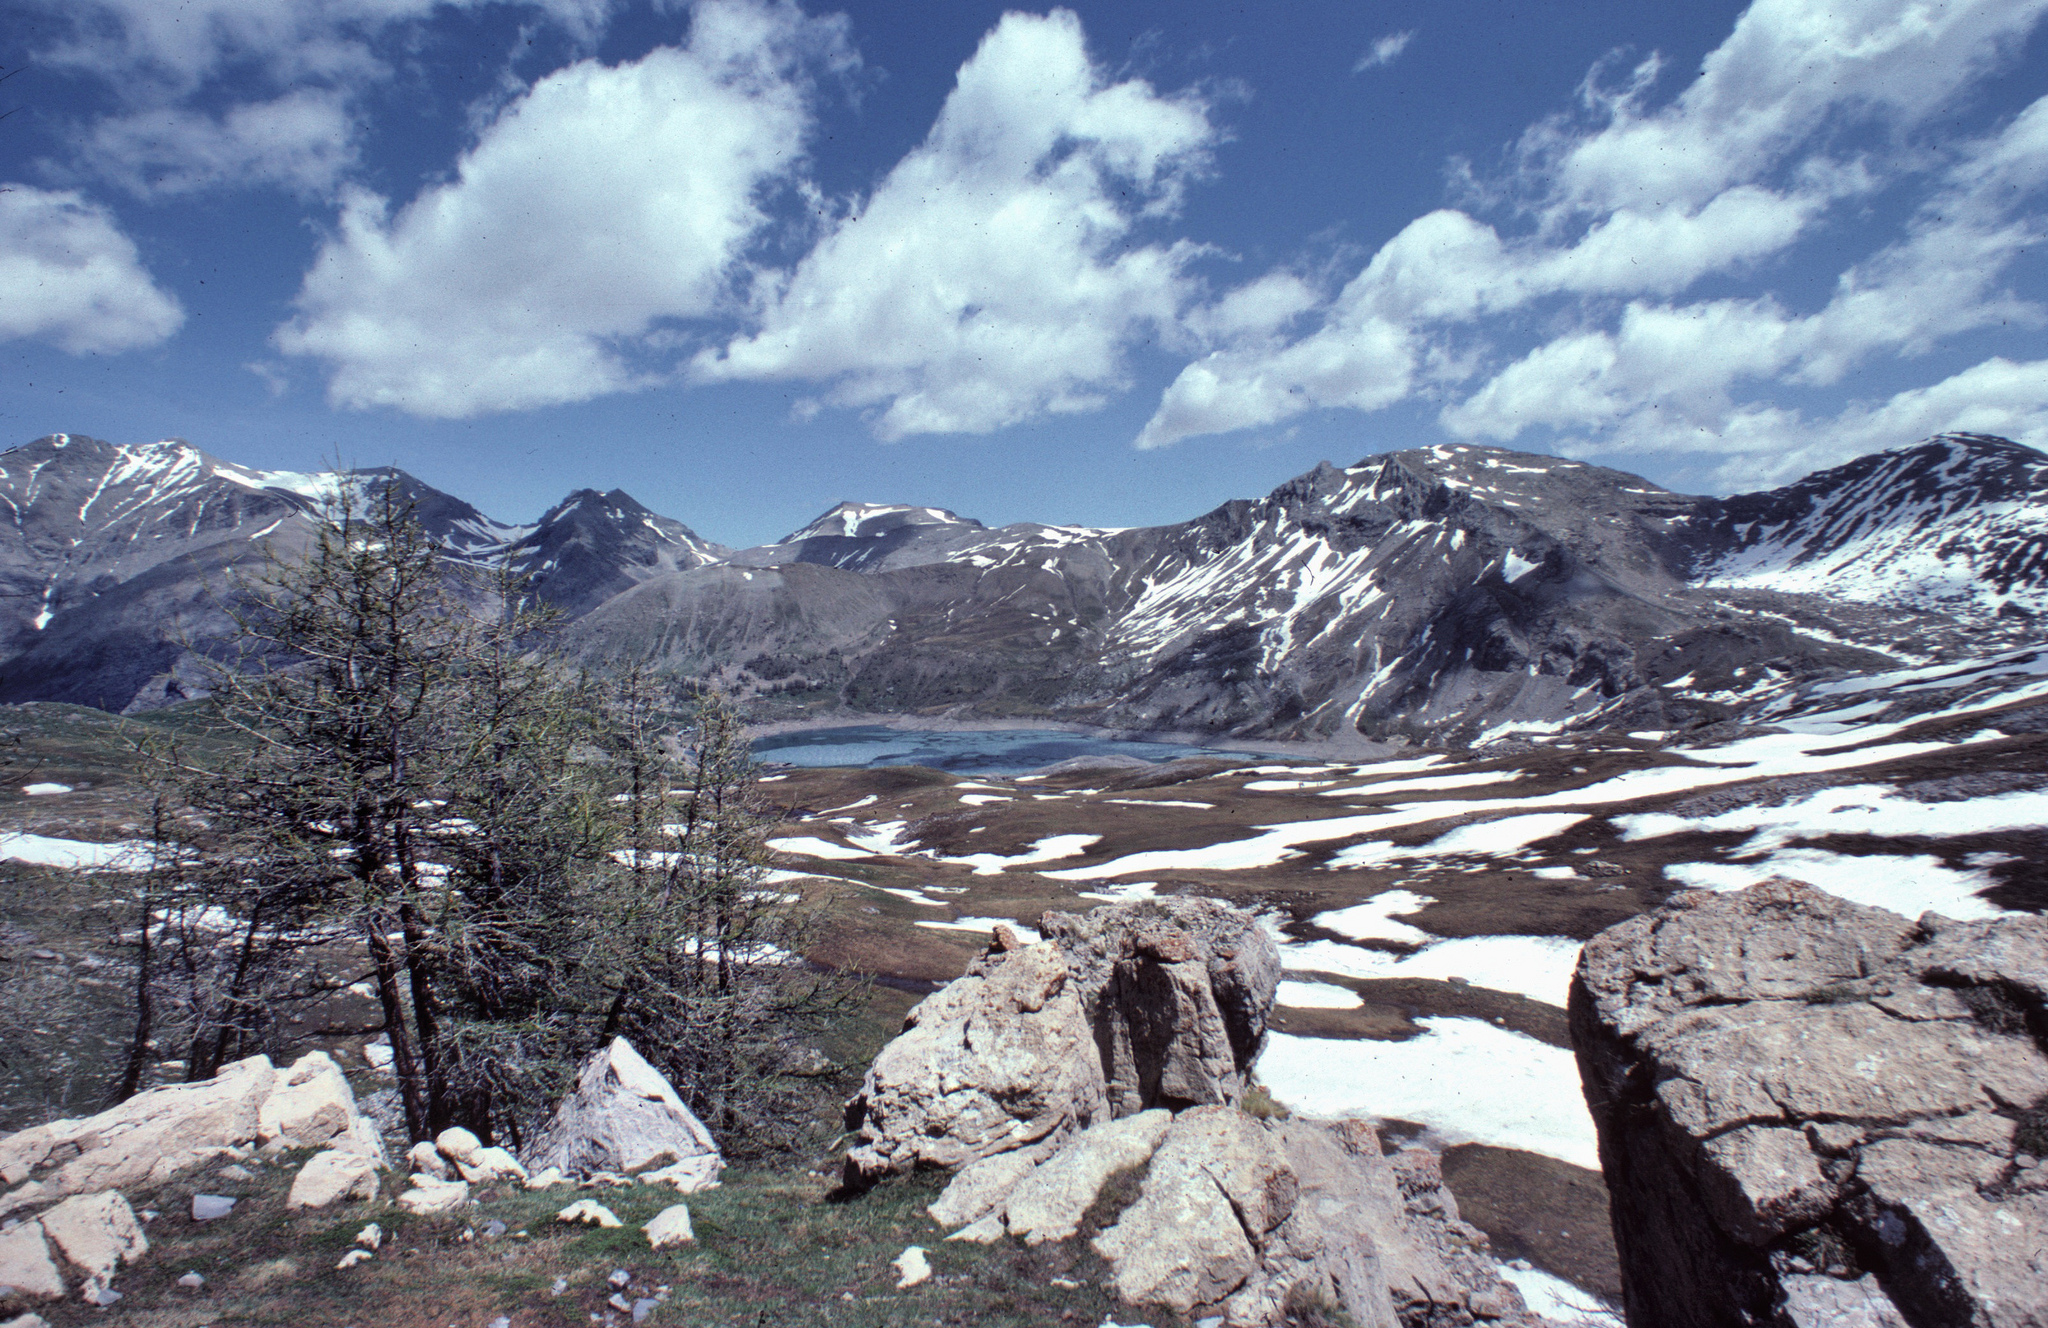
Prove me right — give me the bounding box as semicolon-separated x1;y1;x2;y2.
744;710;1413;764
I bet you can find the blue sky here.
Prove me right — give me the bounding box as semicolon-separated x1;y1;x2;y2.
2;0;2045;546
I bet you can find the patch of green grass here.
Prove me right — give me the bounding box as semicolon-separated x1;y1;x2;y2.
17;1156;1137;1328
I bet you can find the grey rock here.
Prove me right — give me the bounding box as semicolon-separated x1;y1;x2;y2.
1041;898;1281;1118
190;1194;235;1222
843;899;1276;1185
1092;1106;1291;1313
1000;1109;1173;1245
1780;1273;1910;1327
521;1038;723;1186
1573;880;2048;1328
844;938;1105;1183
1088;1108;1531;1328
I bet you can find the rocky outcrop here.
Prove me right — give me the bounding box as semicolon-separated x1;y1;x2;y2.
0;1051;384;1221
0;1191;148;1305
1040;898;1281;1118
1572;880;2048;1328
521;1038;722;1190
843;899;1278;1185
854;901;1535;1327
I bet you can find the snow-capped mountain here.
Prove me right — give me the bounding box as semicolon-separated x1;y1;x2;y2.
734;502;990;573
0;429;2041;740
1686;433;2048;620
0;435;708;710
506;489;726;616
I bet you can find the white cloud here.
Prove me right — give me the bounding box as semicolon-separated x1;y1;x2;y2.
1353;30;1414;73
276;0;844;417
694;8;1216;440
33;0;615;94
0;186;184;354
80;91;358;199
1140;0;2048;475
31;0;617;200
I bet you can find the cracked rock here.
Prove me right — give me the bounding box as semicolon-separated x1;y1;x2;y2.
1573;880;2048;1328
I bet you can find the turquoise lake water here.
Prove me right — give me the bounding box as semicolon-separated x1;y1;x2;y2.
750;725;1272;775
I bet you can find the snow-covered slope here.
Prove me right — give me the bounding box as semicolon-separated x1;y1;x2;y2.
1690;433;2048;619
4;429;2044;739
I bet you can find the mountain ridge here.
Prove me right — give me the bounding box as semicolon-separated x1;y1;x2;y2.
0;430;2042;742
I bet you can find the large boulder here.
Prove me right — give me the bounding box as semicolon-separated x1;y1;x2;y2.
1042;899;1281;1117
844;936;1107;1183
843;899;1278;1185
0;1050;387;1219
0;1056;277;1212
0;1221;66;1302
520;1038;722;1189
1572;880;2048;1328
1089;1108;1537;1327
258;1051;387;1164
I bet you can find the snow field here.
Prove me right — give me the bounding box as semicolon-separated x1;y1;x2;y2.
913;917;1043;943
1257;1021;1599;1170
1498;1264;1624;1327
1274;980;1364;1009
1664;849;2005;920
0;832;144;869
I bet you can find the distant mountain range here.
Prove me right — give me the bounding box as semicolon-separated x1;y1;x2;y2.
1;430;2042;743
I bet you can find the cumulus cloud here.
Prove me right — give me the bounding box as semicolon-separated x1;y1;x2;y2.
276;0;845;417
1141;0;2048;477
0;186;184;353
693;8;1215;439
1353;31;1414;73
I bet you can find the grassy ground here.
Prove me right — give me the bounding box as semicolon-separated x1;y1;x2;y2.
15;1158;1137;1327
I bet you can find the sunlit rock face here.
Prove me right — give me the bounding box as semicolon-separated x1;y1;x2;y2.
1572;879;2048;1328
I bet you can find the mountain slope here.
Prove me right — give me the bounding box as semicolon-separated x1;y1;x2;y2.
1686;433;2048;620
1;430;2042;741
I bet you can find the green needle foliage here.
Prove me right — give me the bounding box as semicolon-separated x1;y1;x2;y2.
133;480;854;1154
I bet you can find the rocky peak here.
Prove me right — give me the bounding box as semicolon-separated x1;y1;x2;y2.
779;502;983;544
508;487;723;615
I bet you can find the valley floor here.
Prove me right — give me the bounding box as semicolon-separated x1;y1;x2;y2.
4;642;2045;1323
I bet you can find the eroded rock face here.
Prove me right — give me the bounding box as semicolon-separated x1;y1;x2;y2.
520;1037;722;1189
843;936;1106;1182
1572;880;2048;1328
1089;1109;1537;1328
1042;898;1281;1117
842;899;1278;1186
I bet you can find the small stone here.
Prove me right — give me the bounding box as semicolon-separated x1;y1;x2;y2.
632;1299;658;1323
335;1249;373;1270
550;1277;569;1296
87;1286;122;1306
644;1204;695;1249
608;1293;632;1312
609;1268;632;1289
892;1245;931;1289
355;1223;383;1250
216;1165;255;1181
555;1200;622;1228
482;1219;507;1238
434;1127;484;1167
190;1195;236;1222
177;1272;205;1289
487;1318;510;1328
522;1166;569;1190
